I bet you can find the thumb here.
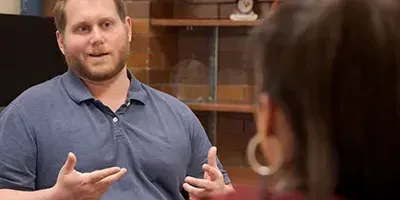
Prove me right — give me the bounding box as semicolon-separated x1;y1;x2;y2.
62;152;77;174
207;146;218;168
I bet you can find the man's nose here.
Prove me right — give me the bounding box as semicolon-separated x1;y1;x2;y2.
89;27;105;45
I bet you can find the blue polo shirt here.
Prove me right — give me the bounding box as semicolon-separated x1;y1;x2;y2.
0;69;230;199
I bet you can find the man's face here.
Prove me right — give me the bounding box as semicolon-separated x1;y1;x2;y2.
57;0;131;82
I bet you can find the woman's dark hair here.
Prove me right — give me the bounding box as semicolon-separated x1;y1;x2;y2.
250;0;400;199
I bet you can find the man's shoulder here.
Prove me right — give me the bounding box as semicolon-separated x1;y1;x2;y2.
11;75;63;109
143;84;193;114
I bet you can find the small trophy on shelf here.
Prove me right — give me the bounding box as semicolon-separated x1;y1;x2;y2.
230;0;258;21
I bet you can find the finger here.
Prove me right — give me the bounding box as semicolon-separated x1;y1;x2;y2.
87;167;122;183
202;164;221;181
184;176;215;191
97;168;127;186
207;146;218;168
183;183;208;198
61;152;77;174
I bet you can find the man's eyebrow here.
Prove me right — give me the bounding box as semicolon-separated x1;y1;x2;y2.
70;17;117;28
71;21;88;29
98;17;118;23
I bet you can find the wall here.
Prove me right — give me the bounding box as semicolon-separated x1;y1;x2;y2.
0;0;21;14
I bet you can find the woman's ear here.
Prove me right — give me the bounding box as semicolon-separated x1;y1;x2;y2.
255;93;286;172
255;93;275;138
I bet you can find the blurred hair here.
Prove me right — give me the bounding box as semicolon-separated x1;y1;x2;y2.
249;0;400;199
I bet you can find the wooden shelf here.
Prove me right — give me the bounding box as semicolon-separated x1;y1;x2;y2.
186;102;254;113
151;19;261;27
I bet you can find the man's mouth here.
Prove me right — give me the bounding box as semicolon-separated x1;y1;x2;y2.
89;53;109;57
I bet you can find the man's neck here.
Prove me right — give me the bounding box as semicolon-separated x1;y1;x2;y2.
83;68;130;111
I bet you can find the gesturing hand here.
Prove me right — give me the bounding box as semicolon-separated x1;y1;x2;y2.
52;152;127;200
183;147;227;199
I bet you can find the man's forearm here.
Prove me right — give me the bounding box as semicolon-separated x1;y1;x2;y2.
0;187;57;200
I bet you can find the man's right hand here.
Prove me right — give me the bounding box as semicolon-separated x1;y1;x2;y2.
51;152;127;200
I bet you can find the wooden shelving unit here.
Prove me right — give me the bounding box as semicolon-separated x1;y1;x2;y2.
151;19;261;27
151;19;257;148
149;12;264;186
187;102;254;113
150;0;280;187
151;18;258;116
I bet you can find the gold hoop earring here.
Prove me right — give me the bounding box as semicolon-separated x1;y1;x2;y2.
246;133;280;176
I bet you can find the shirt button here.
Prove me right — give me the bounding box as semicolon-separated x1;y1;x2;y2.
112;117;118;123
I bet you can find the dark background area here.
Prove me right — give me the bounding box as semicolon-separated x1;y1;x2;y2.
0;13;67;107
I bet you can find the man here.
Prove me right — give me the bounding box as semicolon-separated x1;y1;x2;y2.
0;0;234;199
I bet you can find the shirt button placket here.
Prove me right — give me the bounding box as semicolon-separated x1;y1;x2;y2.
111;116;125;141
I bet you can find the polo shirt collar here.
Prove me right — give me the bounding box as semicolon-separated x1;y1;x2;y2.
126;69;147;105
61;69;147;105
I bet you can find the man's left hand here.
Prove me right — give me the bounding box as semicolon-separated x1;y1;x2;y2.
183;146;234;199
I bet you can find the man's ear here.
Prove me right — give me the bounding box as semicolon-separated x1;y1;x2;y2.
56;30;65;55
125;16;132;43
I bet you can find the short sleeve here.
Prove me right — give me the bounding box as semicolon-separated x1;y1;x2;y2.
186;111;231;184
0;103;37;190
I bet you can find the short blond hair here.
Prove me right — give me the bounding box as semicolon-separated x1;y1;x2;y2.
53;0;127;33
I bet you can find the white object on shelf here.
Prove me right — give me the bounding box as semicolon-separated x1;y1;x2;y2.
230;12;258;21
230;0;258;21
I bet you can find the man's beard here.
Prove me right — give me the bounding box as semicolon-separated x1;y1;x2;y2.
64;39;130;82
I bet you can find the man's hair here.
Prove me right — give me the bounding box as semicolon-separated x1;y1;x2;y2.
53;0;127;33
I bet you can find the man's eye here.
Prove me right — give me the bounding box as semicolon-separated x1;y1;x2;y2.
77;26;89;32
103;22;112;28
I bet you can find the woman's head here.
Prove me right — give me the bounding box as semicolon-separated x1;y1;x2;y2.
249;0;400;198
